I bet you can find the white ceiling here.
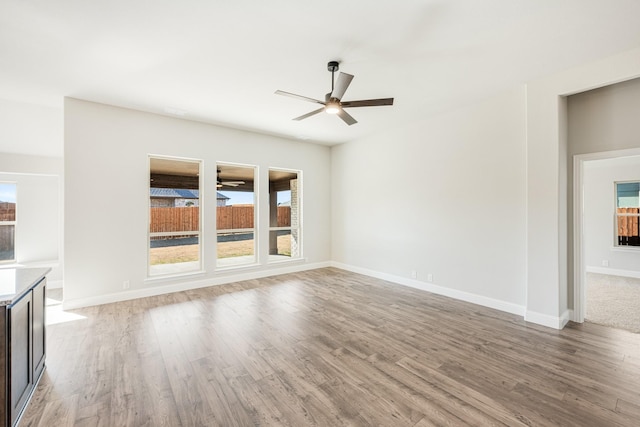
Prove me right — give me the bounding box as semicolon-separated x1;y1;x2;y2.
2;0;640;146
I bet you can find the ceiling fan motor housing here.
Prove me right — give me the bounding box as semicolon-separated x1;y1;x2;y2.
327;61;339;72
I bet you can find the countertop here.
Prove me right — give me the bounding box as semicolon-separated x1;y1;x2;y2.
0;267;51;306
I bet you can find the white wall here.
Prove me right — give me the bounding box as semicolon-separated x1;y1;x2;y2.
584;156;640;274
64;98;331;308
526;46;640;327
331;87;527;313
0;153;64;283
0;98;63;157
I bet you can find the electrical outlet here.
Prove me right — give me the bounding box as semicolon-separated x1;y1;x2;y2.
602;260;609;267
427;273;433;283
123;280;130;289
411;270;417;279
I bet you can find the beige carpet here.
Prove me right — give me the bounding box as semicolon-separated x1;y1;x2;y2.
586;272;640;333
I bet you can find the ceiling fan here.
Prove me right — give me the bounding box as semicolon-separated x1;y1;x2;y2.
275;61;394;126
216;170;245;188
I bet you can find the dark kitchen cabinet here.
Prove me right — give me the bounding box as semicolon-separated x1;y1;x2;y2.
0;269;48;427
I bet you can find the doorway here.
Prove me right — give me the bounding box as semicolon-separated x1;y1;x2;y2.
574;149;640;331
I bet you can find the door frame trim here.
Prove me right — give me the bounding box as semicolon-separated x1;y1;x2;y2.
573;147;640;322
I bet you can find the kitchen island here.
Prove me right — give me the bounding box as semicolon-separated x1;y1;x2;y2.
0;267;49;427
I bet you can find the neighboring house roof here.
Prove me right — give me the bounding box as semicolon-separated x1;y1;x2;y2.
149;188;229;200
278;200;291;207
150;188;198;199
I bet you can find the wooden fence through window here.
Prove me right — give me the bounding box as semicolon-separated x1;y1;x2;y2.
0;203;15;252
617;207;639;238
0;203;15;221
216;205;254;230
0;226;13;251
150;205;291;232
150;206;199;233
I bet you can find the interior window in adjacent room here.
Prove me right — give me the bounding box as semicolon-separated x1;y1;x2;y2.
268;168;301;262
216;163;257;268
0;182;16;263
615;181;640;247
148;156;202;276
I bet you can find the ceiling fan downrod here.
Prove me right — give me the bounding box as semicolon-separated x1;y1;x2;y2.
328;61;339;93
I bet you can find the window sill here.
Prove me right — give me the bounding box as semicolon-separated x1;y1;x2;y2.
0;262;20;269
215;262;261;273
610;246;640;253
268;256;304;264
0;260;60;269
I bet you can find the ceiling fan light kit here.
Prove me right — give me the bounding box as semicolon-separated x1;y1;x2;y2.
325;100;340;114
275;61;394;126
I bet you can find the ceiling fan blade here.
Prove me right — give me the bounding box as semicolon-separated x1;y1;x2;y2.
221;181;245;186
337;109;357;126
293;107;324;121
341;98;394;108
331;72;354;101
275;90;325;105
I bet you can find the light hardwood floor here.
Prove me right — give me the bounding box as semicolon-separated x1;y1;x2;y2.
20;268;640;426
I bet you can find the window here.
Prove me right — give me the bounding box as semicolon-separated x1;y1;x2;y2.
269;168;301;262
615;181;640;247
216;163;256;268
0;182;16;263
149;157;202;276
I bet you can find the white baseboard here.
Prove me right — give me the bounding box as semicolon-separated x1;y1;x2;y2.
330;261;525;317
586;266;640;279
525;309;571;330
63;261;331;310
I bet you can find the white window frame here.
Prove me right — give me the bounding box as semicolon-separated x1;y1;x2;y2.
268;167;302;263
0;182;17;264
216;162;258;270
614;180;640;249
147;155;203;278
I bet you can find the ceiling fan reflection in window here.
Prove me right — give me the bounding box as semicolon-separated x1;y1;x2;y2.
216;170;245;188
275;61;394;126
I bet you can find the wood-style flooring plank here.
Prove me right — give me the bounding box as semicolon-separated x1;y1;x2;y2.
17;268;640;426
616;398;640;419
190;357;255;427
35;394;79;427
